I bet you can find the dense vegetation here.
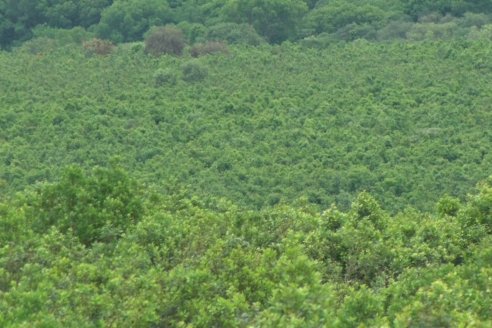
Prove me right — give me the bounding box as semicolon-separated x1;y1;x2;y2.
1;37;492;327
1;0;492;326
1;164;491;326
2;41;492;211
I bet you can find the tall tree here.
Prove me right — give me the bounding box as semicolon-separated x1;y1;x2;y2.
224;0;308;43
0;0;112;47
96;0;172;42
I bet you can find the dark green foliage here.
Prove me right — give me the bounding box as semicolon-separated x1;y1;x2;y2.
96;0;172;43
223;0;308;43
402;0;492;19
144;25;185;56
0;0;111;48
177;21;208;43
153;68;178;86
3;0;492;48
206;23;265;45
181;60;208;82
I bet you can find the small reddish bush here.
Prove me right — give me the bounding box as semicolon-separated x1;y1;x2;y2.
83;38;115;56
145;26;185;57
190;41;229;58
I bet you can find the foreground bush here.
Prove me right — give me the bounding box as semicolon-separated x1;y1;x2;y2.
30;166;143;245
0;168;491;326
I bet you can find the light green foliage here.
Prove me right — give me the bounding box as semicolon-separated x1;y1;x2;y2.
1;170;491;326
30;165;143;245
437;195;461;217
176;21;208;43
1;42;492;211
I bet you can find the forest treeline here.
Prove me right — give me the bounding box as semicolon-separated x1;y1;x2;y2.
3;0;492;48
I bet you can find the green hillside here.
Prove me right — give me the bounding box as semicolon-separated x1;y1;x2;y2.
1;1;492;325
2;41;492;211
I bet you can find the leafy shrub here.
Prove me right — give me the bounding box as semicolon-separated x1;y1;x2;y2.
181;61;208;82
131;43;144;53
304;2;389;35
335;23;378;41
17;37;58;55
206;23;265;45
299;33;339;48
144;25;185;57
190;41;228;58
177;21;208;43
31;166;143;245
32;26;94;45
376;20;414;40
153;68;177;86
468;24;492;40
223;0;308;43
82;38;114;56
437;195;461;217
460;12;492;28
96;0;171;43
406;21;461;41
